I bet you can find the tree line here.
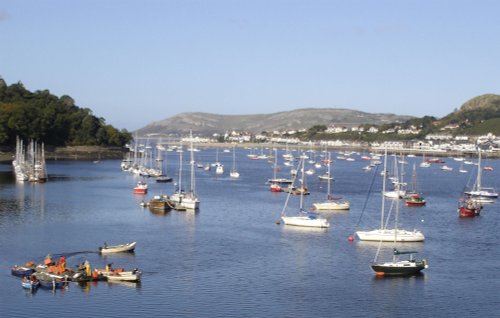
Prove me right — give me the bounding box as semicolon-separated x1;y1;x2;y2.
0;79;132;147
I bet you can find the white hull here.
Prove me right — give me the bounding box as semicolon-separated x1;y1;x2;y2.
313;201;350;210
383;190;406;199
105;271;142;282
356;229;424;242
100;242;136;253
181;198;200;210
230;171;240;178
281;216;330;228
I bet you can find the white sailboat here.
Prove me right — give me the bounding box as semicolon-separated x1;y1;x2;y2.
383;154;406;199
214;148;224;175
313;152;350;211
229;146;240;178
280;158;330;228
181;132;200;210
356;148;425;242
464;149;498;199
371;178;428;276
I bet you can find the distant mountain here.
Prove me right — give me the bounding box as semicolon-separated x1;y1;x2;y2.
136;108;414;137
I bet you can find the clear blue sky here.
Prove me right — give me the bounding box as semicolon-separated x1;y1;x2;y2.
1;0;499;131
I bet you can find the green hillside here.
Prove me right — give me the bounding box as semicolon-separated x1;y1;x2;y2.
0;78;131;147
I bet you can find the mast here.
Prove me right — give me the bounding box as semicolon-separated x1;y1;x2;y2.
380;147;388;230
273;149;278;179
190;131;195;194
476;148;482;191
411;163;417;193
299;156;305;211
326;152;331;199
178;144;183;193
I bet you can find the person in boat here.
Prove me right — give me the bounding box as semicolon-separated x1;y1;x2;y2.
59;255;66;272
104;242;108;248
44;254;53;266
84;260;91;276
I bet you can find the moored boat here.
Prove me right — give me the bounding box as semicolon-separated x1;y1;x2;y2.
458;199;481;217
371;249;428;276
133;181;148;194
11;265;35;277
148;195;173;212
405;193;426;206
21;276;40;290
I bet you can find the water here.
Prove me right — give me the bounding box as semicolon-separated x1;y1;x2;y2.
1;150;499;317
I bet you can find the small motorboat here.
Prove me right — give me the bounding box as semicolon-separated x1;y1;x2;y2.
105;269;142;282
11;265;35;277
33;272;68;290
99;242;136;254
21;276;40;290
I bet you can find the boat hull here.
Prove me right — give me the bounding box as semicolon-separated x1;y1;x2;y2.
371;260;427;276
11;266;35;277
458;207;480;217
281;216;330;228
100;242;136;254
313;201;350;210
356;229;425;242
405;199;426;207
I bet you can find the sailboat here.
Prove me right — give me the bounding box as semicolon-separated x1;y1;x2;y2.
383;154;406;199
214;148;224;175
405;163;426;206
419;152;430;168
313;152;350;210
155;144;173;183
463;149;498;199
371;248;429;276
280;157;330;228
268;149;292;192
229;146;240;178
356;149;425;242
371;165;429;276
180;132;200;210
170;145;185;207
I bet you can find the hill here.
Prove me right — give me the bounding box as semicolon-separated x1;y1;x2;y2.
437;94;500;135
0;78;132;147
136;108;414;137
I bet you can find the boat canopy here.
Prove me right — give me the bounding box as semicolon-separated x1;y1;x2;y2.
393;248;419;255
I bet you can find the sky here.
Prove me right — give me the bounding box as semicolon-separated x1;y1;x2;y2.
1;0;500;131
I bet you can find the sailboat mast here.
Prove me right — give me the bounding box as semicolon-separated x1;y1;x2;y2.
299;157;305;211
178;144;183;193
190;131;195;193
326;152;331;199
381;148;388;230
477;148;482;191
272;149;278;179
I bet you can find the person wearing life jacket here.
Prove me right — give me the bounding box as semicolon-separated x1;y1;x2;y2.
44;254;52;266
59;255;66;272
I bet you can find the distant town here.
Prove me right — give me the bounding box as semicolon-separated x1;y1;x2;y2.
163;123;500;157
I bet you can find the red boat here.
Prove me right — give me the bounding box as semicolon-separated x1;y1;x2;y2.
458;199;481;217
133;181;148;194
270;182;282;192
483;166;494;171
405;193;426;206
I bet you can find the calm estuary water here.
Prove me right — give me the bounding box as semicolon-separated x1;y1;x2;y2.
0;148;499;317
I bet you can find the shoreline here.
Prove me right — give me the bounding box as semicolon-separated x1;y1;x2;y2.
1;143;499;163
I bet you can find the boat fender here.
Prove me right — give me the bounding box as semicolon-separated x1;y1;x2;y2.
347;235;354;242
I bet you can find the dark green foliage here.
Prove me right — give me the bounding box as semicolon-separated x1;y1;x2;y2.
0;81;131;147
